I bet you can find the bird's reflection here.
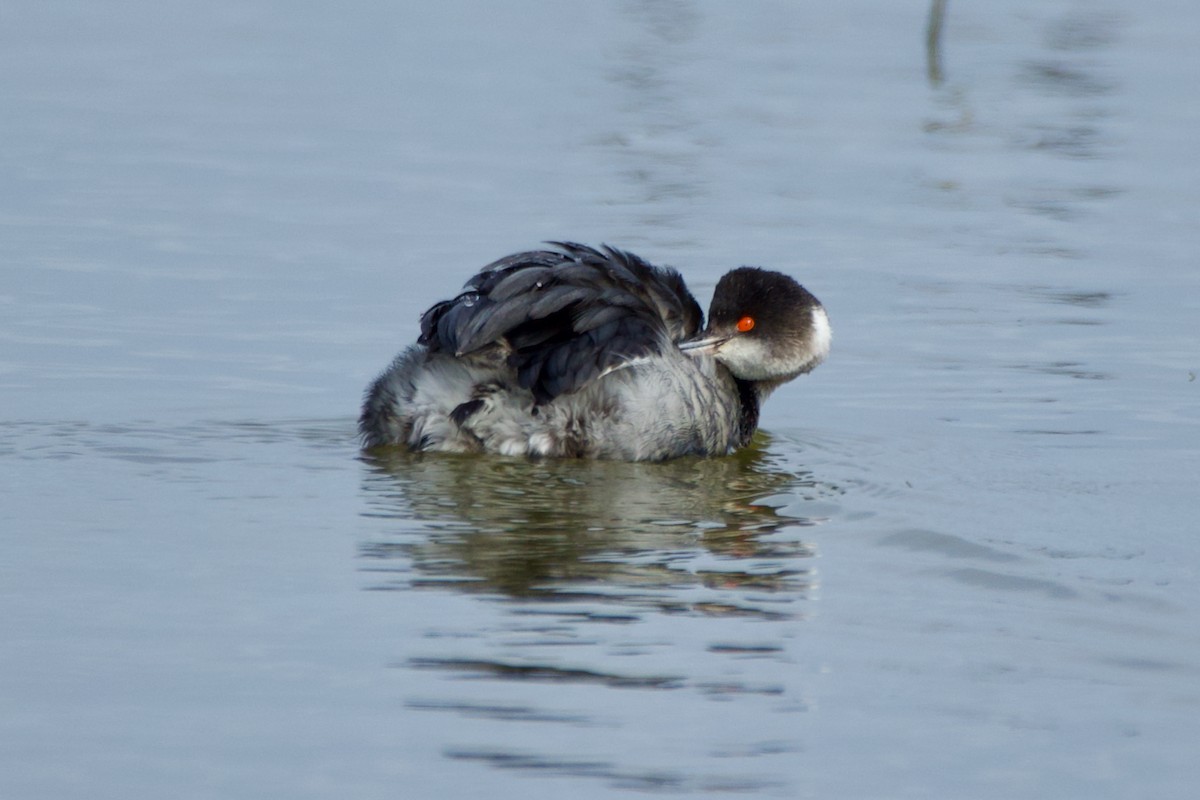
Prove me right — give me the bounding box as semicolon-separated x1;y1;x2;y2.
358;435;833;604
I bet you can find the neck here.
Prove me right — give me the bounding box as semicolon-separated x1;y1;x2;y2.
734;378;761;447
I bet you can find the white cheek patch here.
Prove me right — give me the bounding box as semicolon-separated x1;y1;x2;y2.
720;336;775;381
809;306;832;364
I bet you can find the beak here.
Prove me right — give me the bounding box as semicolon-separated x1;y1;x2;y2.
678;333;729;356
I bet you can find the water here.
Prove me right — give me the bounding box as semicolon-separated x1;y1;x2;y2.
2;1;1198;797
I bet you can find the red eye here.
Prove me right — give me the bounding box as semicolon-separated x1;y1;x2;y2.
736;316;755;332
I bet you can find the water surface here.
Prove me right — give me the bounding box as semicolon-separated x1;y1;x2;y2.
2;1;1198;798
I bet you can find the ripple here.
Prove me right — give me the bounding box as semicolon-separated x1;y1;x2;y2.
443;748;788;793
405;699;597;726
406;657;684;690
879;528;1022;563
942;567;1078;600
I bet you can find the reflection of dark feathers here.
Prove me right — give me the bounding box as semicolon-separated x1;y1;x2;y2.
418;242;703;403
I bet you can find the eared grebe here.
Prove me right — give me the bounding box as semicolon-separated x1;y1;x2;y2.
360;243;830;461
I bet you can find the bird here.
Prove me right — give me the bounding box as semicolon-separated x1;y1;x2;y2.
359;242;830;461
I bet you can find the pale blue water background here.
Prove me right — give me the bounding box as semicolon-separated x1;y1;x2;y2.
2;1;1198;797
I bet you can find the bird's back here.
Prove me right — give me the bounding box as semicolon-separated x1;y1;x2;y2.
418;242;704;403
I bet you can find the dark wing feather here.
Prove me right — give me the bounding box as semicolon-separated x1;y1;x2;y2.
418;243;703;402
